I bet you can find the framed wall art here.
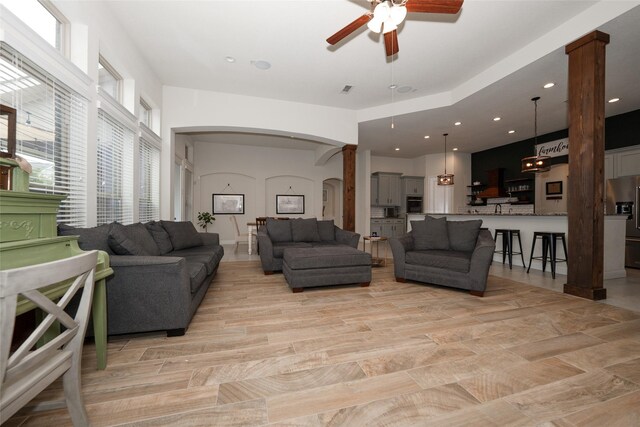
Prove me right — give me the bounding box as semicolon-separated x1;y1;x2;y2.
212;194;245;214
276;194;304;214
545;181;563;199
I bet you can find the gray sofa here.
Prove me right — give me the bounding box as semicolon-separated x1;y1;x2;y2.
58;220;224;336
389;216;495;296
257;218;360;274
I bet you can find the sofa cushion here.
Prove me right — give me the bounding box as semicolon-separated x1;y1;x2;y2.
186;261;208;293
406;250;471;273
145;221;173;254
291;218;320;242
310;240;340;247
169;246;224;275
58;223;114;255
161;220;203;250
272;241;313;258
107;223;159;256
447;219;482;252
283;246;371;270
317;220;335;241
267;218;292;243
411;216;449;250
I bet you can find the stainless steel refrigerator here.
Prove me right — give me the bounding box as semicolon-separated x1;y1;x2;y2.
606;175;640;269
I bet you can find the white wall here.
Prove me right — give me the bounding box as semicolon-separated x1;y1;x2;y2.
192;141;344;243
161;86;359;219
418;151;471;213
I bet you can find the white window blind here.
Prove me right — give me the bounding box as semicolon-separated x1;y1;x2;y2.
138;127;160;223
0;42;88;226
96;109;134;225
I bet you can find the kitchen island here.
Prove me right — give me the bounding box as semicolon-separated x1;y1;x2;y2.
406;213;627;279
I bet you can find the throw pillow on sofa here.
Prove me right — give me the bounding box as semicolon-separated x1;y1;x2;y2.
411;216;449;250
291;218;320;242
266;218;292;242
317;219;335;241
160;220;203;250
58;223;114;254
448;219;482;252
108;223;161;256
145;221;173;254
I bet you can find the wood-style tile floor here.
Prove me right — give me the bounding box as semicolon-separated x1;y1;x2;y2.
8;261;640;426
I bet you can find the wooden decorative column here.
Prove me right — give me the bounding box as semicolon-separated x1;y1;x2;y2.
564;30;609;300
342;144;357;232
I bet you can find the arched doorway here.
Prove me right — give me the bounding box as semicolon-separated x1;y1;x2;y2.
322;178;343;228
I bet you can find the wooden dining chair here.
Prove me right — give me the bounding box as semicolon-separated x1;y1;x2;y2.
0;250;98;426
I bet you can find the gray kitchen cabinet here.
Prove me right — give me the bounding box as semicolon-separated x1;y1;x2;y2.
370;219;384;236
371;175;379;205
371;218;405;238
401;176;424;196
372;172;402;206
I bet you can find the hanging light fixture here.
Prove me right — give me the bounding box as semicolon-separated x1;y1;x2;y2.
521;96;550;173
367;1;407;35
437;133;454;185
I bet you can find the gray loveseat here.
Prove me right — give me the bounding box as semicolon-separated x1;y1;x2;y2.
59;220;224;336
389;216;495;296
257;218;360;274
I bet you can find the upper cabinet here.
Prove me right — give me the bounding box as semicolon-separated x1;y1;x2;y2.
606;145;640;179
371;172;402;206
401;176;424;196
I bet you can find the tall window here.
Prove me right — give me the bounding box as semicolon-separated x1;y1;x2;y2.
138;130;160;223
0;43;88;226
96;109;133;225
98;55;121;102
0;0;65;51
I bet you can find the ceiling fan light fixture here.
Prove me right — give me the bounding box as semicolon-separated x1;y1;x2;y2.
382;19;397;34
389;5;407;25
367;17;383;33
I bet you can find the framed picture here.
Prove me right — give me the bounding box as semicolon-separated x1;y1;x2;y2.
276;194;305;214
212;194;244;215
545;181;563;199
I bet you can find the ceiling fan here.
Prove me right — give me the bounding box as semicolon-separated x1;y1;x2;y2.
327;0;463;57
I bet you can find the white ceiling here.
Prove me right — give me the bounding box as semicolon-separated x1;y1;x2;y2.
104;0;640;158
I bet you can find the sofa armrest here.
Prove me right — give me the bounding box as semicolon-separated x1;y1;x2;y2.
106;255;191;334
257;230;275;272
389;233;414;279
199;232;220;246
467;230;497;292
335;227;360;248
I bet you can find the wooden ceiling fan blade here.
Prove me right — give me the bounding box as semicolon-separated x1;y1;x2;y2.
384;30;399;56
326;13;373;45
406;0;463;14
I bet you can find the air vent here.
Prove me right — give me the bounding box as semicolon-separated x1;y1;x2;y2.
340;85;353;94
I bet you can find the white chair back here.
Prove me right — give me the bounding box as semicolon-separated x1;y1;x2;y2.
0;250;98;425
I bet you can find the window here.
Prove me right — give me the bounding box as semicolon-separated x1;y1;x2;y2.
139;98;152;128
0;0;65;51
98;55;121;102
0;43;88;226
138;131;160;223
96;109;134;225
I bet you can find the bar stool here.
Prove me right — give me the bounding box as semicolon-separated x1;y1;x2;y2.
494;229;525;269
527;231;568;279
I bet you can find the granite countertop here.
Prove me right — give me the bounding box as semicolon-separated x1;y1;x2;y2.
416;213;625;217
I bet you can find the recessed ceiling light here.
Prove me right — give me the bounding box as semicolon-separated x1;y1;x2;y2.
454;121;461;126
423;135;430;139
225;56;236;63
397;86;412;93
452;148;458;151
395;147;400;151
608;97;620;103
508;130;516;134
493;117;501;121
388;84;398;89
543;82;555;89
251;60;271;70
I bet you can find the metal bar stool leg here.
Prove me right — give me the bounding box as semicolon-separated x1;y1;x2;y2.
507;230;514;269
550;234;557;279
527;234;537;273
516;231;525;267
541;235;549;272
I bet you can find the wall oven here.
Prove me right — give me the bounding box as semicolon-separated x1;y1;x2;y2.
406;196;423;213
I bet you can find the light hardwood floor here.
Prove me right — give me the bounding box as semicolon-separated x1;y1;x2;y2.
7;260;640;426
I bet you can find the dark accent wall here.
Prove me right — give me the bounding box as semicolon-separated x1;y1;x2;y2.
472;108;640;185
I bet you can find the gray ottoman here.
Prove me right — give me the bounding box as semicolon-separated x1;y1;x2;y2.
283;246;372;292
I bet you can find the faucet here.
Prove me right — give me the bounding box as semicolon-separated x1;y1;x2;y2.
494;203;502;214
509;208;513;214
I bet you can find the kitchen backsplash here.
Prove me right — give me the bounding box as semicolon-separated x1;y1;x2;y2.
371;207;385;218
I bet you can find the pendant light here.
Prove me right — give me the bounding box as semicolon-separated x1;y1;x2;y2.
521;96;550;173
437;133;454;185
